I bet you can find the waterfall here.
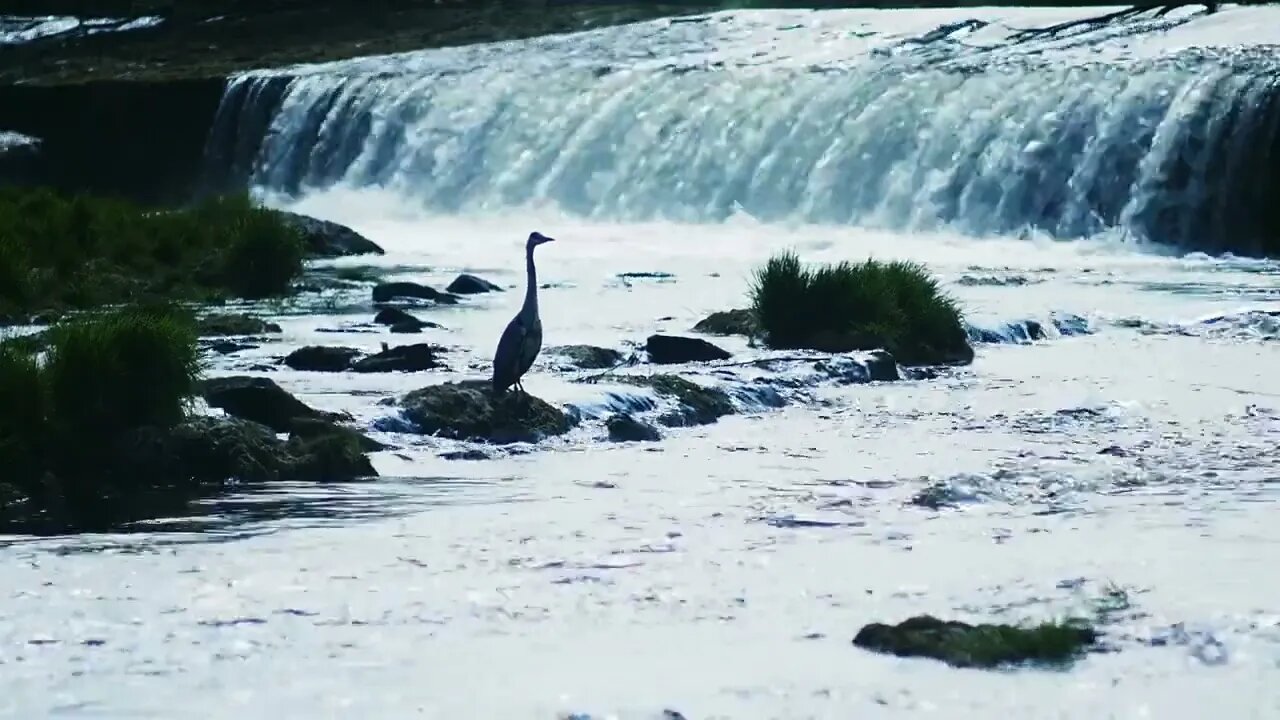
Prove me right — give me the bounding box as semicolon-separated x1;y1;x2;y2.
203;5;1280;255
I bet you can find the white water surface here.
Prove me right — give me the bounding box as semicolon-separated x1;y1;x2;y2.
6;5;1280;719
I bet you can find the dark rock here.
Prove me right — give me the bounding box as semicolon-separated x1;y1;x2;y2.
865;350;900;382
201;376;330;433
398;380;574;444
273;210;385;258
549;344;624;370
617;374;735;427
618;271;675;279
693;309;757;337
287;416;388;452
645;334;732;364
439;449;493;461
374;307;441;333
283;346;361;372
852;615;1099;669
125;415;295;485
286;427;378;480
606;413;662;442
198;313;281;337
351;343;445;373
446;273;503;294
205;340;257;355
372;282;459;305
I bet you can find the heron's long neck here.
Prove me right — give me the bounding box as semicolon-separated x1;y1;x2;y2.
522;244;538;316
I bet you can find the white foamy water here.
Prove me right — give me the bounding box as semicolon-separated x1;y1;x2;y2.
7;6;1280;719
0;14;162;45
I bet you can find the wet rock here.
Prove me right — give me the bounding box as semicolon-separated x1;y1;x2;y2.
618;271;675;280
125;415;296;484
201;376;331;433
865;349;900;382
606;413;662;442
287;416;387;452
446;273;503;294
693;308;757;337
372;282;459;305
618;374;735;427
373;307;441;333
283;345;361;372
852;615;1099;669
285;426;378;480
273;210;385;258
351;343;445;373
645;334;732;364
205;340;257;355
439;448;494;461
398;380;574;444
197;313;281;337
549;344;624;370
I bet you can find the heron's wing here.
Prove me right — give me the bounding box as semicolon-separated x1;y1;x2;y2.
492;315;528;389
514;318;542;379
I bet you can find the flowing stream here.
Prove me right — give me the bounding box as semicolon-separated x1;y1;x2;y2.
6;5;1280;718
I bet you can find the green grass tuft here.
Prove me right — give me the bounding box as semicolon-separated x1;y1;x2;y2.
0;187;305;320
749;250;972;366
43;304;201;436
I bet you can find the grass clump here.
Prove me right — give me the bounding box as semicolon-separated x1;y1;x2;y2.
0;187;305;321
853;615;1099;669
0;305;375;531
749;250;972;366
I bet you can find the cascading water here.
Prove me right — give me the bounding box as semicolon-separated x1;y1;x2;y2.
204;5;1280;255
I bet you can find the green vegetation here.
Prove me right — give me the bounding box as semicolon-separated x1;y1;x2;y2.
0;188;305;322
749;250;972;366
0;305;374;532
853;615;1100;669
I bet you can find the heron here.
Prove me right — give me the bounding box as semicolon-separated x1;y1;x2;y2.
492;231;556;395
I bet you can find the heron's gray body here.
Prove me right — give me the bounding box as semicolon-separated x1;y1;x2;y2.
492;232;554;394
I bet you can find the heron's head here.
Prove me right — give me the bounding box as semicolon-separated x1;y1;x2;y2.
527;231;556;249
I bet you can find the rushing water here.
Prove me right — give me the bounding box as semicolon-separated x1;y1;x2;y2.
7;6;1280;719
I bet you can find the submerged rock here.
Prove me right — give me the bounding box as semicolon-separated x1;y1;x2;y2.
197;313;282;337
274;210;385;258
398;380;574;443
852;615;1099;669
645;334;732;364
549;344;624;370
372;282;459;305
201;376;332;433
606;413;662;442
283;345;361;372
693;308;757;337
351;343;445;373
618;374;735;427
446;273;503;294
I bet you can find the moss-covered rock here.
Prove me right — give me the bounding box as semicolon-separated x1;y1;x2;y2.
398;380;574;444
617;374;735;427
852;615;1099;669
693;308;757;337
